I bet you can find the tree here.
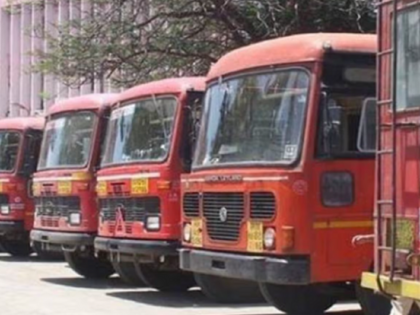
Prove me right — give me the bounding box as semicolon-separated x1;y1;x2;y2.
35;0;376;89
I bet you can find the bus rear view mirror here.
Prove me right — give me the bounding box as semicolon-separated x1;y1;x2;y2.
357;98;377;153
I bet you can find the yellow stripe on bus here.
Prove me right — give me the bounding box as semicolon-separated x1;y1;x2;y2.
313;220;373;229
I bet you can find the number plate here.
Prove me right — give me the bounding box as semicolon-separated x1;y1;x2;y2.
131;178;149;194
96;181;107;197
247;221;263;252
191;219;203;247
57;181;72;195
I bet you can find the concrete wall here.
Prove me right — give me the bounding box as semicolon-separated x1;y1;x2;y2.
0;0;117;118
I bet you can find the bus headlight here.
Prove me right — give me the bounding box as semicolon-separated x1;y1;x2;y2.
145;215;160;231
0;205;10;215
183;223;192;242
264;228;276;249
69;212;81;225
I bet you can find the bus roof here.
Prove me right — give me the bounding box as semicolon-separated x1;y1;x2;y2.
48;94;118;116
0;116;44;131
207;33;377;82
118;77;206;105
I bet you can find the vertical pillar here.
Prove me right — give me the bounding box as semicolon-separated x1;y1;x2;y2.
80;0;92;94
43;0;58;109
31;2;43;114
0;8;10;117
56;0;69;99
68;0;80;97
20;4;32;117
9;6;21;117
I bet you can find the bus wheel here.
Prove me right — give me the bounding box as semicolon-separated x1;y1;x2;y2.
135;263;195;292
64;251;114;279
355;281;392;315
32;242;63;260
259;283;337;315
194;273;264;303
0;239;33;257
111;260;145;286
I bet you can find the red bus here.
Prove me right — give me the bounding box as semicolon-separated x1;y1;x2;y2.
30;94;117;278
180;33;383;311
0;117;44;257
94;77;205;290
360;1;420;314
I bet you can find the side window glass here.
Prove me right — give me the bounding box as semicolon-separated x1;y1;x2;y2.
396;7;420;109
316;94;373;158
181;91;204;172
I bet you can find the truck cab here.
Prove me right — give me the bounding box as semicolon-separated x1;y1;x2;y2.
30;94;117;279
94;77;204;290
0;117;44;257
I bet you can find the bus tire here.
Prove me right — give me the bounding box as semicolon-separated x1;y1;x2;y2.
135;263;195;292
64;251;114;279
259;283;337;315
0;239;33;257
111;260;145;286
355;281;392;315
194;273;264;303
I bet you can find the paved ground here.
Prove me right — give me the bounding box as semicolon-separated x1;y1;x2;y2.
0;253;363;315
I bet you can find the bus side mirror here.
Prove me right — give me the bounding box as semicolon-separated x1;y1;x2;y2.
181;91;204;171
321;94;343;154
19;150;37;178
329;106;342;127
18;131;41;178
357;98;377;152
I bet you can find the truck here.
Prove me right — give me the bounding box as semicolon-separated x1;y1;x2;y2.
179;33;388;311
30;94;117;278
359;1;420;314
0;117;44;257
94;77;205;291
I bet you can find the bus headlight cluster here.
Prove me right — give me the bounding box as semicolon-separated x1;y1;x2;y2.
183;223;192;242
145;215;161;231
0;205;10;215
69;212;81;225
264;228;276;249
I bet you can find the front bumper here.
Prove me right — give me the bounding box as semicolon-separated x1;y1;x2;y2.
180;248;310;285
361;272;420;301
95;237;179;256
0;220;25;234
30;229;95;247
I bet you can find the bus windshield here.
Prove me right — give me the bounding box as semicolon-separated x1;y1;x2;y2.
38;111;97;169
0;131;20;172
194;69;310;167
101;96;177;165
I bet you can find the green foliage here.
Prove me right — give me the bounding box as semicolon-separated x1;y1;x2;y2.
34;0;376;88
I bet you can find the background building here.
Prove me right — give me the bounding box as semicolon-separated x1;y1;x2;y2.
0;0;117;117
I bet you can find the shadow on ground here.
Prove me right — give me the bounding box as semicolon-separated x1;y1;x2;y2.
0;253;63;263
108;290;363;314
41;276;142;290
107;289;268;309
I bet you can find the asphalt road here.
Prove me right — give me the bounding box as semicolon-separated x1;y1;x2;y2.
0;253;363;315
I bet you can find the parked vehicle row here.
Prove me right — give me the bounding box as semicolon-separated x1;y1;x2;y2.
0;24;418;315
